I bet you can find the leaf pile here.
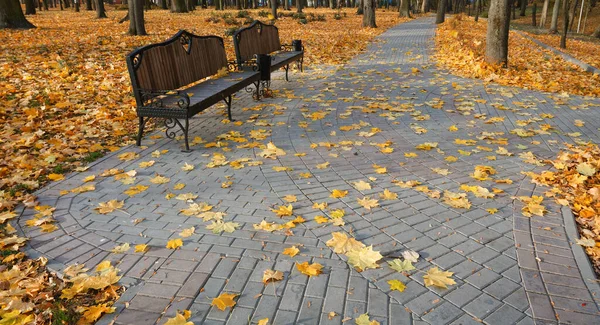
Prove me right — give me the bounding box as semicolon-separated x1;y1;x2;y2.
525;32;600;70
434;15;600;97
524;143;600;274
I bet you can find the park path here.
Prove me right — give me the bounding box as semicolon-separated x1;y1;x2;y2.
17;17;600;325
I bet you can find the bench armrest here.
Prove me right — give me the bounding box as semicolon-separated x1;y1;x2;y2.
230;59;260;71
139;89;190;111
281;42;304;52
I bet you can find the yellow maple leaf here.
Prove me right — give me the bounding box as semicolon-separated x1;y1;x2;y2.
380;189;398;200
79;303;116;324
346;245;382;271
166;238;183;250
315;215;329;223
48;173;65;181
94;200;124;214
331;189;348;198
486;208;498;214
387;279;406;292
181;162;195;171
40;223;58;233
118;152;139;161
164;313;193;325
179;227;195;238
211;292;238;311
83;175;96;183
124;185;148;196
312;202;327;210
111;243;130;254
150;175;170;184
283;195;297;203
257;318;269;325
262;269;283;284
134;244;148;253
404;152;418;158
357;197;379;210
272;204;293;217
448;125;458;131
259;142;286;159
316;162;330;169
326;232;365;254
445;156;458;162
296;262;323;277
139;160;155;168
283;246;300;257
272;166;292;172
353;180;372;191
423;267;456;288
355;313;380;325
173;183;186;190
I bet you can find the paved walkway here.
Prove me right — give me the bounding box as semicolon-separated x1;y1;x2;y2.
17;18;600;324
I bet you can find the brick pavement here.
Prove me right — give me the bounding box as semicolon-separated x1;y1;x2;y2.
16;17;600;324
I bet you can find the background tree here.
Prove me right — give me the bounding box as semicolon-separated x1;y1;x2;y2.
400;0;410;17
129;0;146;35
436;0;446;23
0;0;35;28
550;0;560;31
86;0;93;10
560;0;569;47
296;0;302;12
25;0;36;14
519;0;527;16
593;24;600;38
362;0;376;26
357;0;364;14
161;0;168;9
271;0;277;19
96;0;107;18
421;0;429;12
486;0;511;65
539;0;550;26
172;0;188;12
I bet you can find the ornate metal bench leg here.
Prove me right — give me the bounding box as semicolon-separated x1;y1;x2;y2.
182;117;191;152
285;64;290;82
136;116;146;146
254;81;261;101
223;95;233;121
299;57;304;72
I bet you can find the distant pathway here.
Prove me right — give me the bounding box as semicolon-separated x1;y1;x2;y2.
18;17;600;324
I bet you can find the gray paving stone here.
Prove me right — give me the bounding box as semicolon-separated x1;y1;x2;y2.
463;293;502;319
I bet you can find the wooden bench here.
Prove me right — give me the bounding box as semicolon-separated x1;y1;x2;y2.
233;20;304;82
126;30;261;151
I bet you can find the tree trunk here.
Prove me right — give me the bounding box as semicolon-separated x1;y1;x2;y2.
362;0;376;26
421;0;428;12
357;0;364;13
0;0;35;28
435;0;446;23
560;0;569;47
519;0;526;15
593;24;600;37
96;0;107;17
285;0;289;9
74;0;80;12
485;0;511;65
539;0;549;26
271;0;277;18
474;0;480;20
532;2;537;25
25;0;36;14
550;0;560;31
86;0;92;9
172;0;188;11
568;0;578;31
129;0;146;35
296;0;302;11
42;0;49;9
400;0;411;16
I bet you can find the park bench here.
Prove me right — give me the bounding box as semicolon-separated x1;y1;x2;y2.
233;20;304;84
126;30;261;151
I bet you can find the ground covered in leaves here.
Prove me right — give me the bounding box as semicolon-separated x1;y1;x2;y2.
0;7;407;210
0;7;409;324
525;32;600;69
434;15;600;97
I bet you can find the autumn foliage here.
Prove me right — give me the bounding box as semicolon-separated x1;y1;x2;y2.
0;8;406;209
434;15;600;97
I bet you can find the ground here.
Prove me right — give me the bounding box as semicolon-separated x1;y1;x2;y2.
10;16;600;325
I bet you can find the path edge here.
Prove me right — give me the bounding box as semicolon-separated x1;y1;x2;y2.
561;206;600;308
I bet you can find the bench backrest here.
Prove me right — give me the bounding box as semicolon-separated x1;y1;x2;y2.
233;20;281;65
126;31;228;104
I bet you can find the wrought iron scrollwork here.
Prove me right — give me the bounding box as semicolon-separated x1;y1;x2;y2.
179;32;192;54
139;90;190;111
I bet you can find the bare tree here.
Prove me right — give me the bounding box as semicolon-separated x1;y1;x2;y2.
96;0;107;17
485;0;511;65
129;0;147;35
271;0;277;18
550;0;561;32
400;0;411;16
362;0;376;27
539;0;549;26
296;0;302;12
560;0;569;48
0;0;35;28
436;0;446;23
